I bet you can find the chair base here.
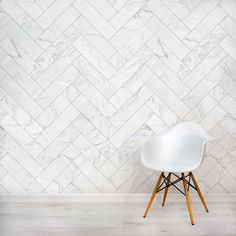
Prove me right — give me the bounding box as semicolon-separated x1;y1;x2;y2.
143;172;208;225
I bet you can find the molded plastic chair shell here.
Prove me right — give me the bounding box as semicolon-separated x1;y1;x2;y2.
141;122;215;173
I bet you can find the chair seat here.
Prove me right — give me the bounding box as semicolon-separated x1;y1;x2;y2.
142;156;201;173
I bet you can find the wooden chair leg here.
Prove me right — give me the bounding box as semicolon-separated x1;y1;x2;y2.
162;173;171;207
190;172;209;212
143;172;163;218
182;173;195;225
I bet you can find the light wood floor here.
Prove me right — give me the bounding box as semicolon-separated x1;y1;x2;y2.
0;194;235;236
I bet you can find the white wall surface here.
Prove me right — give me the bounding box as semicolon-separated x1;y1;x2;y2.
0;0;236;194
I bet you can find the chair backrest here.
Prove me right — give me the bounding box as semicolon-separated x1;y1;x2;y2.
140;122;214;170
164;122;214;165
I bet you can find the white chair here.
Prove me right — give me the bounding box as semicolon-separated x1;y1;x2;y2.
141;122;215;225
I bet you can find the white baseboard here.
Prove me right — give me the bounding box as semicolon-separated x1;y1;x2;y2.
0;194;235;202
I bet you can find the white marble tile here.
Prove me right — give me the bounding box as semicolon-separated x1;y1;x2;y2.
0;36;42;76
0;165;6;179
109;125;154;168
36;105;79;148
209;85;227;102
0;174;26;194
220;36;236;61
0;28;7;42
107;0;129;11
73;154;116;193
0;13;43;59
73;94;116;138
183;7;226;49
110;0;147;30
163;0;190;19
110;86;152;128
220;74;236;100
0;47;7;61
36;95;70;129
73;112;117;158
146;95;178;127
146;35;190;79
183;46;227;88
0;95;43;138
145;115;168;134
36;0;75;29
36;65;78;108
109;150;141;188
208;144;227;161
73;75;116;118
73;134;117;178
146;55;189;98
0;114;43;157
45;163;80;193
0;76;43;118
0;0;236;194
220;0;236;21
16;0;43;19
220;16;236;41
0;134;43;177
35;26;79;75
220;95;236;119
201;105;226;131
73;17;116;59
0;154;42;193
36;153;71;188
37;6;79;50
0;0;43;39
183;0;221;30
35;0;55;10
220;134;236;158
36;46;79;89
0;55;42;98
146;16;190;59
209;123;227;141
36;124;80;167
88;0;116;20
220;172;236;193
148;0;189;40
110;26;153;70
110;105;153;148
72;173;99;193
0;66;6;81
73;35;115;79
201;163;226;191
74;0;116;39
220;55;236;79
110;46;152;89
220;115;236;139
110;65;153;109
63;84;80;102
182;26;226;69
117;166;152;193
184;95;217;122
72;55;116;99
183;66;226;109
109;6;152;50
147;75;189;118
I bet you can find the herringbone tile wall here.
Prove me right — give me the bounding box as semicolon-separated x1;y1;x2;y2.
0;0;235;194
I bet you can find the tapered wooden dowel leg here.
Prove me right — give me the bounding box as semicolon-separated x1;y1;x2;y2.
143;172;163;218
182;173;195;225
190;172;209;212
162;173;171;207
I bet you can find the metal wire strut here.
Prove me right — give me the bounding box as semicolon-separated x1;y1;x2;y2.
156;172;197;196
